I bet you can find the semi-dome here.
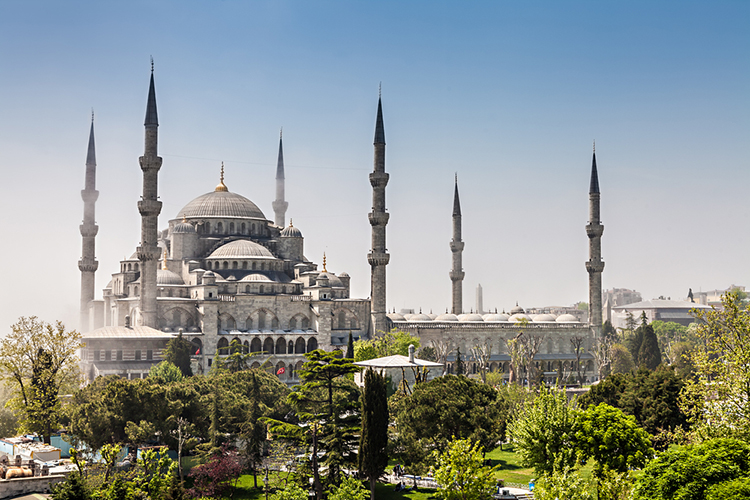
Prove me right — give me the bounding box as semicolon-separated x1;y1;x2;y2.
157;269;184;285
458;313;484;322
240;273;275;282
173;220;196;234
177;190;266;220
435;313;459;322
209;239;274;259
556;314;579;323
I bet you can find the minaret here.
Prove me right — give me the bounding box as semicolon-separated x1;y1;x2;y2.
136;62;163;328
368;93;390;334
586;142;605;335
450;175;465;314
78;112;99;332
476;284;483;315
272;128;288;227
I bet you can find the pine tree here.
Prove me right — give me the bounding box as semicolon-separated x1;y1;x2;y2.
164;331;194;377
455;347;464;375
359;369;388;500
638;324;662;370
346;332;354;360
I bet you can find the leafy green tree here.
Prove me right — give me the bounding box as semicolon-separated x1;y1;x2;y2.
353;329;420;362
327;477;369;500
507;387;578;475
680;290;750;439
163;332;193;377
602;320;617;341
637;323;661;370
271;481;309;500
609;343;635;374
51;471;90;500
706;476;750;500
392;375;502;471
624;314;646;363
533;468;593;500
148;361;184;383
222;339;255;373
358;369;388;500
0;317;83;443
633;438;750;500
575;403;653;476
433;438;497;500
346;332;354;360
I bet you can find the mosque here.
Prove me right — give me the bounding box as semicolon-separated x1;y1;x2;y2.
78;68;603;385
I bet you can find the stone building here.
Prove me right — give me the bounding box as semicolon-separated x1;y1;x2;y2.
78;67;604;385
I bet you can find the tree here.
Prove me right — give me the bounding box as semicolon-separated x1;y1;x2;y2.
454;347;464;375
532;468;593;500
609;343;635;374
470;339;492;383
148;361;184;383
353;329;420;362
327;477;369;500
433;438;497;500
637;323;661;370
271;482;309;500
505;334;524;384
570;336;586;384
680;290;750;439
592;334;612;380
392;375;503;472
346;332;354;360
358;369;388;500
624;314;645;362
575;403;653;477
602;320;617;341
187;444;243;499
163;332;193;377
507;387;578;475
51;471;90;500
0;317;83;443
430;339;454;376
633;438;750;500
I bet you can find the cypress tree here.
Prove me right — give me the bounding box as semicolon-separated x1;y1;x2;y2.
638;324;662;370
358;369;389;500
346;332;354;360
455;347;465;375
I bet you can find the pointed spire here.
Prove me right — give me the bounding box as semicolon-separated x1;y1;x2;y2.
374;94;385;145
86;112;96;168
452;173;461;216
144;60;158;127
589;141;600;194
276;128;285;180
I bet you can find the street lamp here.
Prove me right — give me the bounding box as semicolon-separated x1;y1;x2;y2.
264;466;269;500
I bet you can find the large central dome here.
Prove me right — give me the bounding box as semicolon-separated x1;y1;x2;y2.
177;190;266;220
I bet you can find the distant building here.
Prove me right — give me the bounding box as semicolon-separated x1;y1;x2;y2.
603;288;642;323
611;299;710;329
692;285;745;308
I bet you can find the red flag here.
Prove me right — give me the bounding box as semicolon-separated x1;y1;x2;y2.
277;367;286;375
195;348;200;355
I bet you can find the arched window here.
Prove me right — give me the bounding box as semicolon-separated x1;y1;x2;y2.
263;337;274;354
245;285;251;293
261;262;266;271
134;286;139;296
276;338;285;354
229;222;235;233
223;261;229;269
241;223;246;234
128;263;132;271
217;337;229;355
243;340;249;354
251;223;256;234
258;311;266;330
338;311;346;329
295;337;306;353
191;338;202;356
307;338;318;352
288;340;294;353
251;338;262;352
135;263;139;271
301;317;310;329
246;317;253;330
259;285;264;294
217;222;223;233
271;317;279;329
252;262;257;270
289;318;297;330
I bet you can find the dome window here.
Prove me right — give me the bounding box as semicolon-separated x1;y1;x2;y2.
241;223;246;234
217;222;223;233
229;222;235;233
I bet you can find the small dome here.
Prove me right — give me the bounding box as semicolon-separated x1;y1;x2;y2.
209;239;274;259
240;273;274;282
510;304;525;315
226;275;237;281
556;314;579;323
173;220;196;234
435;313;459;322
202;270;215;277
317;272;344;288
281;223;303;238
458;313;484;322
339;272;350;277
387;312;406;321
410;313;432;321
508;313;531;322
483;313;509;322
157;269;184;285
533;314;557;322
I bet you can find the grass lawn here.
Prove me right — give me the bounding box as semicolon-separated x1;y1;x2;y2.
485;444;535;486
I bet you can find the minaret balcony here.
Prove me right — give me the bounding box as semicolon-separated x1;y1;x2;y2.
79;224;99;237
136;246;161;262
78;259;99;273
449;270;465;281
367;252;390;266
138;155;163;171
585;223;604;238
137;199;163;217
450;241;465;252
586;260;605;273
80;189;99;203
368;212;390;227
369;172;390;189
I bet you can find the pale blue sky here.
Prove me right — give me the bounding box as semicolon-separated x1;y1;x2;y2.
0;1;748;330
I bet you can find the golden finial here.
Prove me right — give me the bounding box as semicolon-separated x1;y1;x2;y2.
162;248;168;270
322;253;327;272
182;215;187;223
215;162;228;192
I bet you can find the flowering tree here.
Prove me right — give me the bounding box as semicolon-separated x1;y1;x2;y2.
187;445;243;498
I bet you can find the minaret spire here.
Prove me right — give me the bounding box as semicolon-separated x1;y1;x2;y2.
79;113;99;331
368;92;390;334
450;174;465;314
272;128;289;227
586;144;605;336
137;62;163;328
